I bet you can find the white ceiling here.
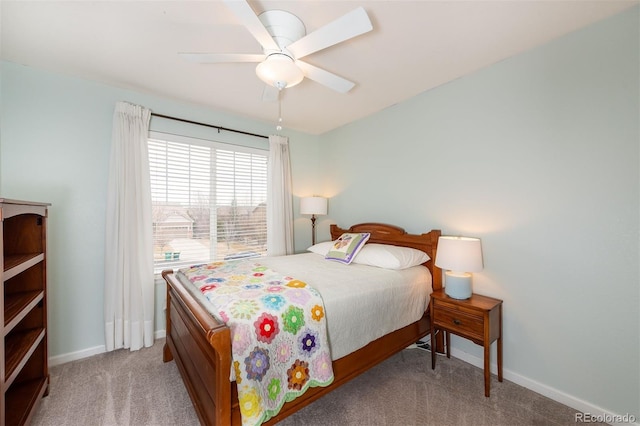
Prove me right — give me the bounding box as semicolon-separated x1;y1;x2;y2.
1;1;636;135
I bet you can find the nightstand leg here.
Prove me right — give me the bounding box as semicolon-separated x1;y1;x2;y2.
498;305;503;382
484;343;490;397
431;330;436;370
497;336;503;382
445;331;450;358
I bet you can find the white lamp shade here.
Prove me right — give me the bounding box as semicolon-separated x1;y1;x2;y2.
300;197;327;215
256;54;304;89
435;236;483;273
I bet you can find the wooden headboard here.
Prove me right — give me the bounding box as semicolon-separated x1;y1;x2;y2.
330;223;442;291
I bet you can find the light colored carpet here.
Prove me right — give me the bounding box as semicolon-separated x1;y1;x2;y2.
31;341;598;426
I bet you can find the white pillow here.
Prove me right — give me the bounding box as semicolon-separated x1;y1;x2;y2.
353;243;430;270
307;241;334;256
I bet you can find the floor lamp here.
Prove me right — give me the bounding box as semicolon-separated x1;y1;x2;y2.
300;197;327;246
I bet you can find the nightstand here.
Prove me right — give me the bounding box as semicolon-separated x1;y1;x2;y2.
430;289;503;396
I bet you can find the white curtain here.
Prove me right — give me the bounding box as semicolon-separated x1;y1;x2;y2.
104;101;154;352
267;135;294;256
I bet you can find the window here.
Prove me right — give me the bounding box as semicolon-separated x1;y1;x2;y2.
148;132;268;273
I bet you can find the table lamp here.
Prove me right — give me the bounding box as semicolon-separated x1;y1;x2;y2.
300;196;327;246
435;236;483;299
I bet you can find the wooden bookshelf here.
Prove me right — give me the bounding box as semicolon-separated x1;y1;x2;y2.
1;199;50;425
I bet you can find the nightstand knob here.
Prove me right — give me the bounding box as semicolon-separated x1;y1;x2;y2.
453;319;461;325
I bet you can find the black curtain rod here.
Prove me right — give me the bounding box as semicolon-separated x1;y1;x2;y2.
151;113;269;140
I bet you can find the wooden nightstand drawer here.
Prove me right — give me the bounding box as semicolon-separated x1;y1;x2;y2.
435;299;485;318
433;307;483;340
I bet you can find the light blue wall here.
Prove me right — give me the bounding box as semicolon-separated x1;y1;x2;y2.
0;62;322;357
318;7;639;420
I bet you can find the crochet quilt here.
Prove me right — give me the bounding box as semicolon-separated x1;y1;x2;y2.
180;260;334;426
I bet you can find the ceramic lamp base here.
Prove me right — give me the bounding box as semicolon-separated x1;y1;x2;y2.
444;271;472;299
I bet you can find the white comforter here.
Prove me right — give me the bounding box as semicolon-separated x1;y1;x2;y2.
260;253;432;360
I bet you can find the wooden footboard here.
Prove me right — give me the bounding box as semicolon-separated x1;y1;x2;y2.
162;224;443;426
163;270;232;425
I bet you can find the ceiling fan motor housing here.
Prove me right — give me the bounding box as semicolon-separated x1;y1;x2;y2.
258;10;306;53
255;10;307;88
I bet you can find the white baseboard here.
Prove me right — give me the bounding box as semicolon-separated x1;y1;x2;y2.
49;344;106;367
48;330;167;367
450;347;639;426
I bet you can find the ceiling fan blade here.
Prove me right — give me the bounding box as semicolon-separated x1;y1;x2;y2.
179;53;265;63
296;61;355;93
223;0;279;52
287;7;372;59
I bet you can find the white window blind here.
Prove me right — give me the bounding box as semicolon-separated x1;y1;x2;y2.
148;132;268;273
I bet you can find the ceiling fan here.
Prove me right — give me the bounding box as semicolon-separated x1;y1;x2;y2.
180;0;373;95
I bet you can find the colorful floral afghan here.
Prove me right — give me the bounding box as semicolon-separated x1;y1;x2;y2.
180;261;334;426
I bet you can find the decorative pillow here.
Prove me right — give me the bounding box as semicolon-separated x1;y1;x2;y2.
307;241;334;256
353;243;430;270
325;233;371;264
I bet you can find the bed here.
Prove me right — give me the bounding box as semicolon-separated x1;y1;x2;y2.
161;222;443;425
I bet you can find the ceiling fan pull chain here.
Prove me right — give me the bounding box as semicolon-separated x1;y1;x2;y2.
276;93;283;131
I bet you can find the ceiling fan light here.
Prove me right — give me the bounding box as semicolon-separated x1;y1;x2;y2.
256;54;304;89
